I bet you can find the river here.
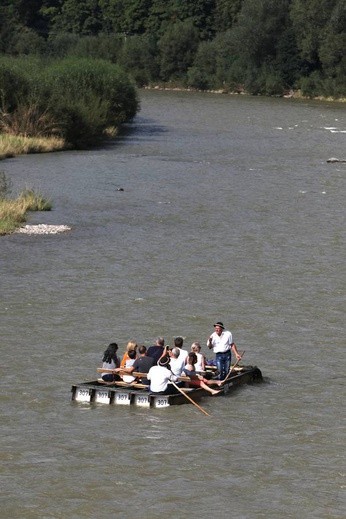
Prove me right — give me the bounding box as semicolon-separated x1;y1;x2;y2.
1;90;345;518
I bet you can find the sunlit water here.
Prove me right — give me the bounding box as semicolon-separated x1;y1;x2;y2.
1;91;345;518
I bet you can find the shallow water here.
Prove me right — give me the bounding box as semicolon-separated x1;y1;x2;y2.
1;91;345;518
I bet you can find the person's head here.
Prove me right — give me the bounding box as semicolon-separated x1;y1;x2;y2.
128;349;137;359
103;342;118;363
126;340;138;352
158;356;170;368
174;336;184;349
191;342;201;353
156;337;165;347
169;347;180;358
187;352;197;365
213;322;224;336
138;345;147;355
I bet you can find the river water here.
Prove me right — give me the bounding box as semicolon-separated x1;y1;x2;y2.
1;91;345;518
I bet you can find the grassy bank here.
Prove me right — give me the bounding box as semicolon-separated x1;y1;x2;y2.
0;134;66;160
0;187;52;235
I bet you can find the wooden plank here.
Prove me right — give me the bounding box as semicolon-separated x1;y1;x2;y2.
97;368;192;382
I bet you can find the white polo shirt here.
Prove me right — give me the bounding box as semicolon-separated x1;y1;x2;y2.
208;330;233;353
170;355;186;376
147;365;177;392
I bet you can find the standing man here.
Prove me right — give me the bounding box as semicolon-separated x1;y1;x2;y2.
207;321;242;380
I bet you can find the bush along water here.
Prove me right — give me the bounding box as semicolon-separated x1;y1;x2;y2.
0;56;139;149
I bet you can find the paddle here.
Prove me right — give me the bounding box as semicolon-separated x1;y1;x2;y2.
170;381;211;417
220;350;245;384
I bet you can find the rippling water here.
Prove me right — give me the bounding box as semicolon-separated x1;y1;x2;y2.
1;91;345;518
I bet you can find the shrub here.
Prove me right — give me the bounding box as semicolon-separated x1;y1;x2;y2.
159;20;200;81
299;71;323;98
0;57;31;112
187;40;219;90
118;34;159;86
69;34;124;62
47;33;80;58
12;29;46;56
43;58;138;147
0;56;139;148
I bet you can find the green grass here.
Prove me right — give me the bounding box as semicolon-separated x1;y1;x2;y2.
0;133;66;160
0;189;52;235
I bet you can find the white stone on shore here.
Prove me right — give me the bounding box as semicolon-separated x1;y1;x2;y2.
15;224;71;235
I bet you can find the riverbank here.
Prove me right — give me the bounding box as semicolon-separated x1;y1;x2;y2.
144;84;346;102
0;134;67;161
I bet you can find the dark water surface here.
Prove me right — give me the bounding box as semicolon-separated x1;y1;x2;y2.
1;91;345;518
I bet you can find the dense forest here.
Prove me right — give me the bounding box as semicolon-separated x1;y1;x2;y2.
0;0;345;98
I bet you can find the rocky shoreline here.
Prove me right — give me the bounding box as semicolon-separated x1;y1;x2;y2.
15;224;71;235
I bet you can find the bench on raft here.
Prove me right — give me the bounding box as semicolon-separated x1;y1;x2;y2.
96;368;194;389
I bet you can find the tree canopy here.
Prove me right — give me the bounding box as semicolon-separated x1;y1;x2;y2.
0;0;345;97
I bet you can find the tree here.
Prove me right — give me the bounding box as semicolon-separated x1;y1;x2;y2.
319;0;346;78
49;0;103;35
187;40;219;90
290;0;338;70
214;0;243;32
118;33;159;85
99;0;152;34
158;19;199;81
227;0;294;93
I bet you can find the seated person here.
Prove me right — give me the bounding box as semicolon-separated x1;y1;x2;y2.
168;347;186;377
146;356;179;395
100;343;121;382
120;340;138;368
191;341;206;373
122;349;137;383
173;336;189;362
123;345;155;385
147;337;165;364
182;353;222;396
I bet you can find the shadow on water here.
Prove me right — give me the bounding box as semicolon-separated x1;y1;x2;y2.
115;115;168;143
71;116;167;153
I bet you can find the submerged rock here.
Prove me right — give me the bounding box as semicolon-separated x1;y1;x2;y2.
327;157;346;163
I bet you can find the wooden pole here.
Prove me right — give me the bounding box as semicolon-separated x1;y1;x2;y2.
221;351;245;384
171;381;211;417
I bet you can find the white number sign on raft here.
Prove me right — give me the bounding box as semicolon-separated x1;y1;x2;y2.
152;397;169;408
133;394;150;407
114;392;131;405
94;389;111;404
75;388;91;402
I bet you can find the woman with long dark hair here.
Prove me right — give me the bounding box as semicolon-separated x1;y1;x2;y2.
100;343;120;382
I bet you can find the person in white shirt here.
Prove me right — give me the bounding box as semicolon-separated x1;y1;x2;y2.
173;336;189;362
146;356;179;394
168;347;186;376
191;342;206;373
207;321;241;380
